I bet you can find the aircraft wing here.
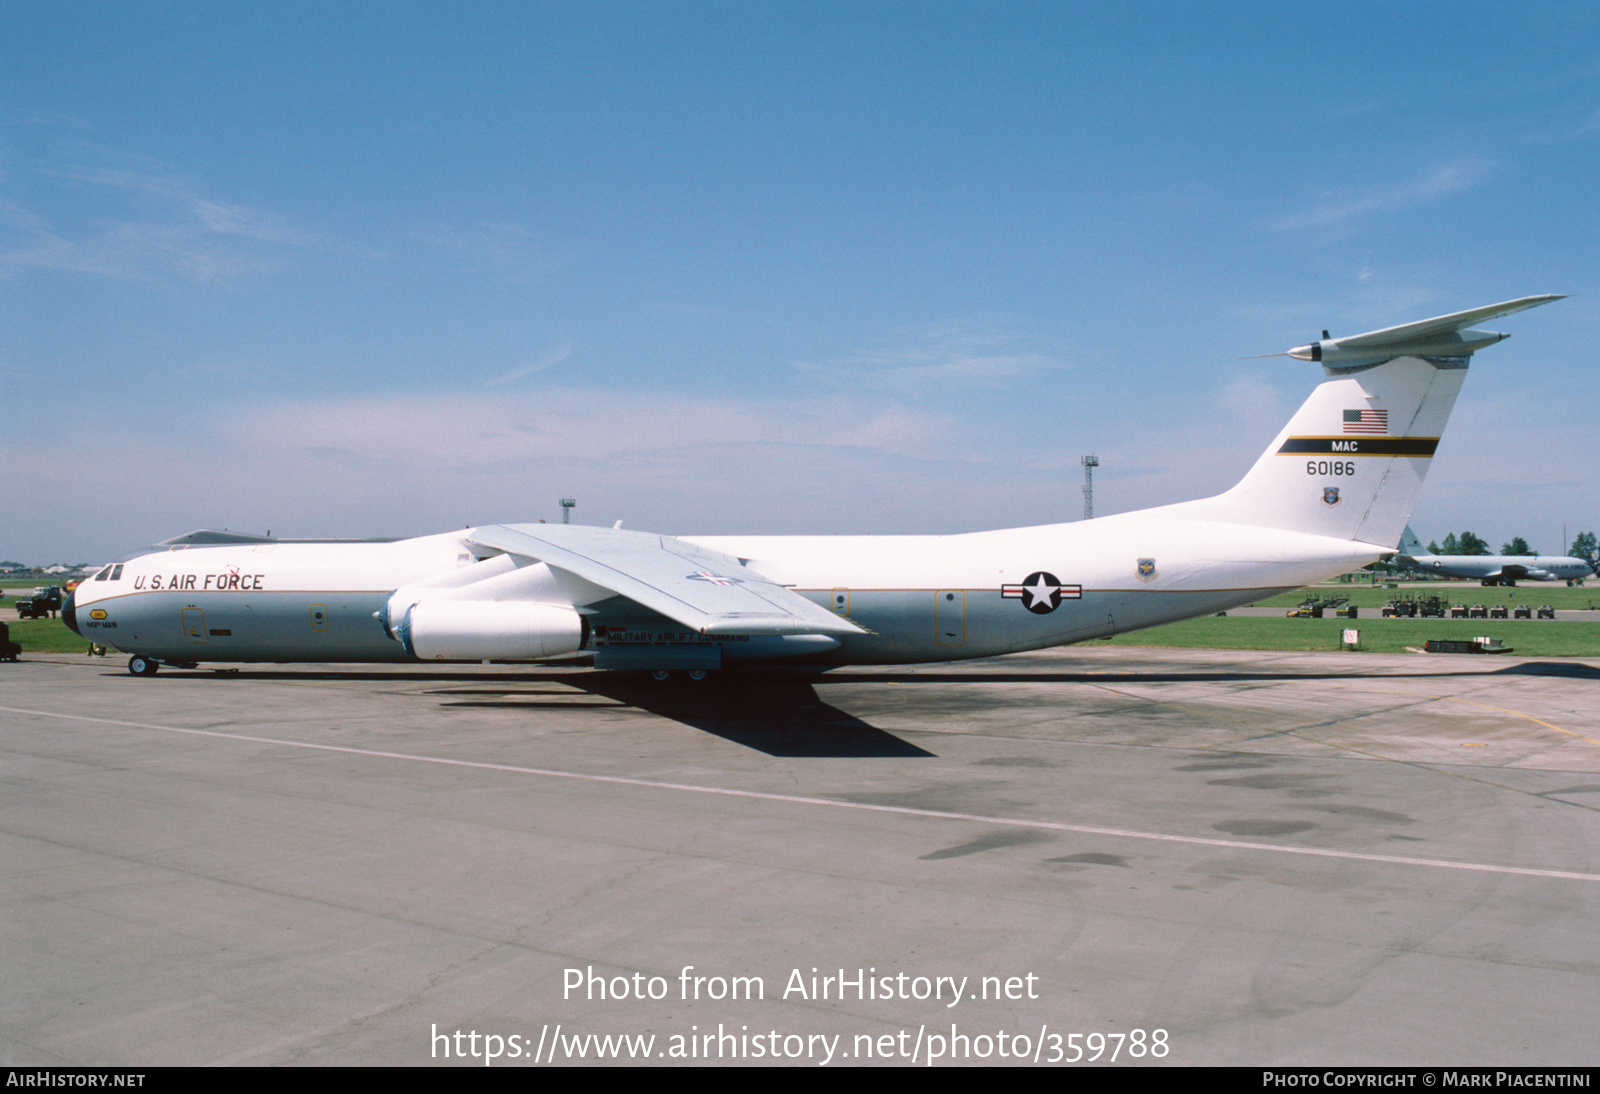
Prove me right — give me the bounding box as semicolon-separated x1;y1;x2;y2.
466;523;866;638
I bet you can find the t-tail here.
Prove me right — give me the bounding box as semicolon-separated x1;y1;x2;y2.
1156;295;1564;549
1397;525;1427;557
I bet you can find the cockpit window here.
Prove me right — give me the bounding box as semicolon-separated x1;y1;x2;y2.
93;565;113;581
110;564;124;580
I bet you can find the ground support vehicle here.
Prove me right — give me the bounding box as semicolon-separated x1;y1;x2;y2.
13;587;63;620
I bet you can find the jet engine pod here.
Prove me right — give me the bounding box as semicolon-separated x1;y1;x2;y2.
399;600;587;661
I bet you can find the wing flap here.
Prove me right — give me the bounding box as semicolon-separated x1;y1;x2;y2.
466;523;865;638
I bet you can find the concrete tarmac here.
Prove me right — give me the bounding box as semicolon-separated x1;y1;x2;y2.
4;647;1599;1067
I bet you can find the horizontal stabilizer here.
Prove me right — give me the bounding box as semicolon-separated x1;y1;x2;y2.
467;523;866;638
1289;295;1565;368
1338;295;1566;348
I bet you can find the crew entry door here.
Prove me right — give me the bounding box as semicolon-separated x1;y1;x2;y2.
935;590;966;646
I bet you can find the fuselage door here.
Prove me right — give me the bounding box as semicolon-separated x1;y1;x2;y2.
310;604;330;631
935;590;966;646
181;608;208;644
830;588;850;616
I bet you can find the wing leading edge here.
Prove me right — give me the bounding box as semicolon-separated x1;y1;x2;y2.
466;523;865;638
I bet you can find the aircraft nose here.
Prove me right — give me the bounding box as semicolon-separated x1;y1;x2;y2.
61;589;80;636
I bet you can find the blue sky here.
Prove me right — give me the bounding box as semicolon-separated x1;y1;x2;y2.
3;3;1597;562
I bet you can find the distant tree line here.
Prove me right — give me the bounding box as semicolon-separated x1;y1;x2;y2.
1422;531;1597;558
1426;532;1492;555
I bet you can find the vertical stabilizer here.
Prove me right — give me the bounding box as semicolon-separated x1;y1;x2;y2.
1153;296;1562;546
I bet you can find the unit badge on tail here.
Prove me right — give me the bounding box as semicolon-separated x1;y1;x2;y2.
1323;487;1341;507
1002;571;1081;614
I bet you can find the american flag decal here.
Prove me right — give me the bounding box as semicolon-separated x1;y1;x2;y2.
1343;408;1388;434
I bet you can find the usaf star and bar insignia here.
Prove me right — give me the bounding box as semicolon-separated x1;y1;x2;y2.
685;571;743;586
1002;571;1081;614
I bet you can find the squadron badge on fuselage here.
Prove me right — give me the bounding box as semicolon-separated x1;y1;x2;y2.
1323;487;1341;506
1002;571;1081;614
1137;558;1157;581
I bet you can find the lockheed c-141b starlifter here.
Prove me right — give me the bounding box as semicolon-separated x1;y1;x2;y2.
65;295;1564;679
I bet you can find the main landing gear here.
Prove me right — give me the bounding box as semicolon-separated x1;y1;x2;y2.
648;669;713;684
126;656;197;676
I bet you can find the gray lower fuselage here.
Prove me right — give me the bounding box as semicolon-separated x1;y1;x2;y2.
71;581;1284;667
67;520;1368;668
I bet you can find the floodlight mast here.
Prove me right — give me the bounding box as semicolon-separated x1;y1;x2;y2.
560;497;576;525
1081;455;1099;520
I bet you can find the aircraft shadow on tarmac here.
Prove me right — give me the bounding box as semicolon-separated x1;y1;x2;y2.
818;661;1600;685
114;656;1600;756
434;671;936;759
419;659;1600;756
1492;660;1600;680
107;665;928;757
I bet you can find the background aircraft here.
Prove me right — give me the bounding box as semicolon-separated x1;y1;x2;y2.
1395;526;1595;585
65;295;1564;678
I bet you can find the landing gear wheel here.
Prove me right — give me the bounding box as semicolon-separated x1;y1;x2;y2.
650;669;673;682
128;656;159;677
685;669;710;682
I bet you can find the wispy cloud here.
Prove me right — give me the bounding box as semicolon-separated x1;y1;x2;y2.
796;320;1066;392
488;343;574;385
0;143;318;280
233;387;955;468
0;200;278;279
409;219;553;281
1269;157;1494;230
1329;100;1384;120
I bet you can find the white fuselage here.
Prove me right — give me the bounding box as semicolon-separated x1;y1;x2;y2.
67;517;1383;667
1396;553;1591;584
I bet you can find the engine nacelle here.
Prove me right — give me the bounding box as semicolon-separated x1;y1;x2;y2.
395;600;588;661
